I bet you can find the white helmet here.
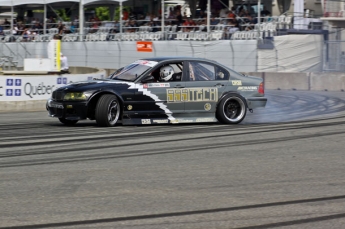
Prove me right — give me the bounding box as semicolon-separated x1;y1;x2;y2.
160;65;174;81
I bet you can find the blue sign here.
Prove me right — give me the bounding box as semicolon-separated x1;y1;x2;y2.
15;79;21;86
57;78;62;84
63;77;67;84
6;89;13;96
15;89;21;96
6;79;13;86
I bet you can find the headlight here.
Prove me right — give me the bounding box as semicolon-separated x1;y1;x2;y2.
63;92;91;101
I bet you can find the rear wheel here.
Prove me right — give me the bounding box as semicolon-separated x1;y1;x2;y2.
95;94;120;127
58;118;78;125
216;94;247;124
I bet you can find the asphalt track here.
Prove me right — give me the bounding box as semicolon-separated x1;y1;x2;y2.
1;90;345;229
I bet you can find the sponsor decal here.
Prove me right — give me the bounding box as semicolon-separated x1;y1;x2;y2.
6;89;13;96
141;119;151;124
152;119;169;124
5;78;22;97
48;39;61;72
136;42;153;52
167;88;218;103
57;77;68;85
238;86;258;91
196;118;215;122
204;103;211;111
144;83;170;88
232;80;242;86
170;119;194;124
7;79;14;86
134;60;158;67
15;89;21;96
127;105;133;110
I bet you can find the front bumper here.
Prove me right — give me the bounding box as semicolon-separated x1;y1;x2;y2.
246;97;268;109
46;99;88;120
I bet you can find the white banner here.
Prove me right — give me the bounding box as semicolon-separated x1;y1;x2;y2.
0;71;106;101
47;39;61;72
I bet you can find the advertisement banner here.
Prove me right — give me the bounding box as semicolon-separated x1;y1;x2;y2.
0;71;106;101
47;39;61;72
136;41;153;52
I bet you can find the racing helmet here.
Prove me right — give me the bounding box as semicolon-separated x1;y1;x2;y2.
160;65;174;81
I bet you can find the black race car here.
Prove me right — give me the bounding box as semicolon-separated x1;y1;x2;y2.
47;57;267;126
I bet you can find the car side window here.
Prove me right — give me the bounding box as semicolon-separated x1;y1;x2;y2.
215;66;230;80
170;63;183;81
189;62;215;81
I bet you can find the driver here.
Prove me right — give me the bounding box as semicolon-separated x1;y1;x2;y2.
159;65;174;81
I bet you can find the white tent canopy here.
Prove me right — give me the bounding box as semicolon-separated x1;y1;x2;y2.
0;0;127;6
0;0;127;36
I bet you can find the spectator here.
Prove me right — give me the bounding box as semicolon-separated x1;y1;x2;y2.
60;53;69;74
148;20;159;32
22;28;31;42
176;11;183;26
198;11;206;19
210;16;219;25
112;20;120;33
144;13;151;21
3;19;10;28
168;8;175;19
219;8;228;18
73;16;79;28
228;10;236;19
0;25;4;36
90;19;99;33
122;9;129;20
32;22;42;34
57;22;64;33
129;20;138;32
261;7;271;17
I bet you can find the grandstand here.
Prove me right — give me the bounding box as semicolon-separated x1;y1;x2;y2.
0;0;344;72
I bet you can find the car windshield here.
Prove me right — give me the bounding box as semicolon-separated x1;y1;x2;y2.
110;60;159;81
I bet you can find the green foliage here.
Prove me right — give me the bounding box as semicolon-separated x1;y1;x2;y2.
114;6;131;21
95;7;110;21
56;9;70;21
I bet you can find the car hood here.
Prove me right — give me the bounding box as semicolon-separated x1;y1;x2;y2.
55;79;133;92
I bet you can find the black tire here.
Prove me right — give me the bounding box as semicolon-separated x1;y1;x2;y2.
58;118;78;125
216;94;247;124
95;94;121;127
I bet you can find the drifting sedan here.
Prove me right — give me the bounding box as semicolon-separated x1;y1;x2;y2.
46;57;267;127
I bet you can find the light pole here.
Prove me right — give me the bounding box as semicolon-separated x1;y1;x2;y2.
161;0;165;39
207;0;210;36
257;0;261;42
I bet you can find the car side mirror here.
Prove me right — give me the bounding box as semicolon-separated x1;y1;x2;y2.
141;76;155;83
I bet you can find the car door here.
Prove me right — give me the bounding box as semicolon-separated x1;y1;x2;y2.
135;62;187;116
183;61;230;113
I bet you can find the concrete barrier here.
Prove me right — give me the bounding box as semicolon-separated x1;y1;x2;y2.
0;67;106;113
263;72;310;90
310;72;345;91
242;72;310;90
1;70;344;113
1;100;47;112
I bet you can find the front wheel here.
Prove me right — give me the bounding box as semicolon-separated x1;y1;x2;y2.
216;94;247;124
58;118;78;125
95;94;121;127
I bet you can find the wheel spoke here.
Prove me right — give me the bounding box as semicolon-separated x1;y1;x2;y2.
224;100;242;120
108;101;118;122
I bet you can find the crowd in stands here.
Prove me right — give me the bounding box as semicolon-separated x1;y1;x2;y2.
0;4;287;42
